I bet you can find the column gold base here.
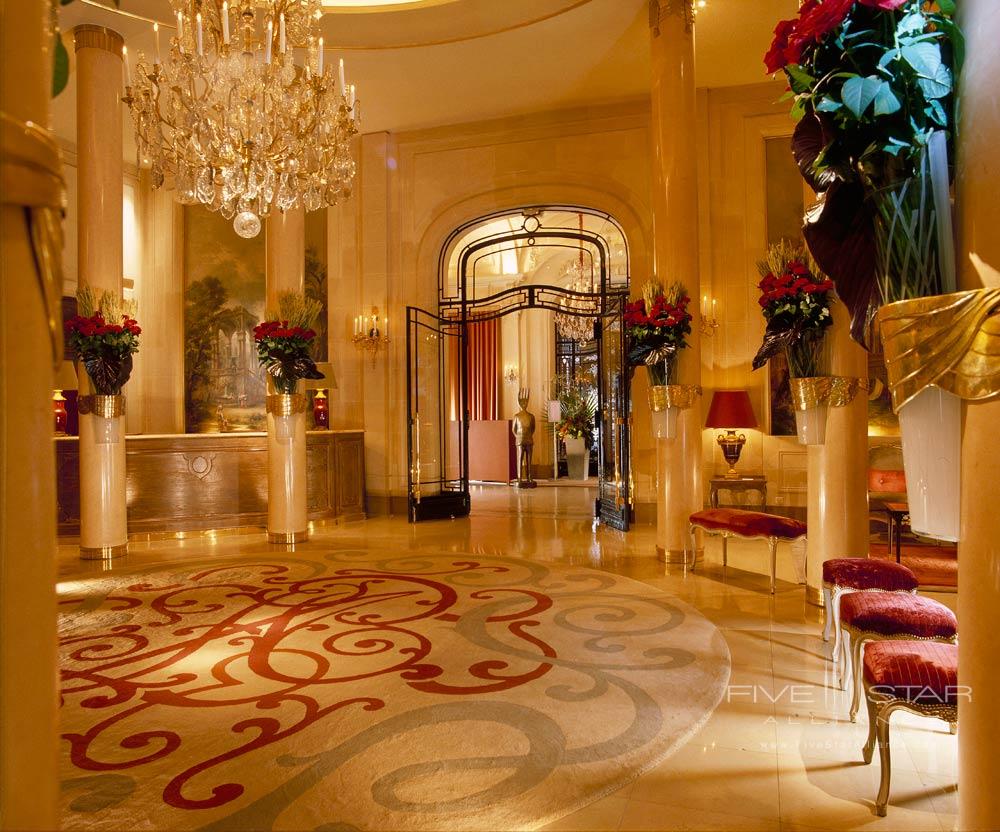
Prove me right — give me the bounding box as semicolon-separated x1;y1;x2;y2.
267;530;309;544
656;545;700;564
805;585;825;607
79;543;128;561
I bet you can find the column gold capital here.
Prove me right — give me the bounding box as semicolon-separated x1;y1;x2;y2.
72;24;124;56
648;0;696;36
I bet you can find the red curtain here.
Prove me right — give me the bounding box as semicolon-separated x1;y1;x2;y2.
448;320;499;421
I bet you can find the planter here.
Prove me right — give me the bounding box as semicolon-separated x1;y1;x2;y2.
876;290;1000;543
648;384;702;440
77;394;128;560
897;386;961;542
266;392;308;543
789;377;830;446
564;436;588;480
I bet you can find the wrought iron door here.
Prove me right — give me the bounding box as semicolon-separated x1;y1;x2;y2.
596;292;632;530
406;307;470;522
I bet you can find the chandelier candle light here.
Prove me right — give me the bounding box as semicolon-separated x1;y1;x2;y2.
125;0;361;238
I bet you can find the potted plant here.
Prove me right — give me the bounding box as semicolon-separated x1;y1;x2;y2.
751;242;835;445
765;0;964;539
64;287;140;560
625;279;695;438
253;292;324;544
554;382;596;481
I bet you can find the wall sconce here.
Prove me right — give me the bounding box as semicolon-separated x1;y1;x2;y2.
503;364;519;385
352;306;389;362
700;293;719;337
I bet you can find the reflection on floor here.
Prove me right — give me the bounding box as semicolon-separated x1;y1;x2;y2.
470;483;597;519
57;499;959;832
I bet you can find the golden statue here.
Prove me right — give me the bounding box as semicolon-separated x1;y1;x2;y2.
511;388;537;488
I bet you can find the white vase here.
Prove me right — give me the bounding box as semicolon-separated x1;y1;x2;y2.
898;385;961;542
794;404;827;446
564;436;588;480
266;393;309;543
651;406;678;440
78;395;128;560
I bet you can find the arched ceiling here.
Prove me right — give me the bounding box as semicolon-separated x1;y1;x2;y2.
52;0;796;151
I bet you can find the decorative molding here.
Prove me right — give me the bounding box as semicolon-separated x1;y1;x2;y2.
72;24;124;56
649;0;696;36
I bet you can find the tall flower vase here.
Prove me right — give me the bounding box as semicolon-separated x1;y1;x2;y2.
78;395;128;560
789;378;829;446
266;391;309;543
564;437;588;480
648;384;701;440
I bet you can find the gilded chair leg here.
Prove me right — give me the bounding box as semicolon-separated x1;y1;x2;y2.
849;635;867;721
840;628;852;690
688;525;697;570
722;535;728;575
874;707;893;816
822;585;833;643
862;690;878;764
768;537;777;594
831;589;844;664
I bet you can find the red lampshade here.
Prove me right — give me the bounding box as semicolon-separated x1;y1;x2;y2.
705;390;758;429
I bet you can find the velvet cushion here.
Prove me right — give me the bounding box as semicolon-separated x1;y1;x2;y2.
840;592;957;638
863;641;959;706
822;558;918;592
689;509;806;540
868;468;907;495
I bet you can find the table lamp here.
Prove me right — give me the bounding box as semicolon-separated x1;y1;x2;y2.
705;390;757;479
53;361;78;435
303;362;337;429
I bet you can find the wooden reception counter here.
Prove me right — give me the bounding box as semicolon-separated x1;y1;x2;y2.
55;430;365;535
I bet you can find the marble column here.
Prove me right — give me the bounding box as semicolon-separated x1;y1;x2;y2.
265;208;307;542
956;1;1000;827
266;207;306;307
650;1;703;561
804;302;869;605
74;25;123;295
0;0;60;826
73;25;127;560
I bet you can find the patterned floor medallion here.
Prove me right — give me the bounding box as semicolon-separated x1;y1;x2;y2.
58;552;731;830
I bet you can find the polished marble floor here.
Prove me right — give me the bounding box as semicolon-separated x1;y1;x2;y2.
57;486;959;832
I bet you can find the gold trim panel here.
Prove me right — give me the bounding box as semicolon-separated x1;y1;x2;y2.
266;394;308;417
879;288;1000;412
648;384;702;412
789;376;869;410
72;24;125;55
78;394;126;418
79;542;128;561
267;530;309;544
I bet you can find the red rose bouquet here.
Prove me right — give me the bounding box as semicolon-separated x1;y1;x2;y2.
253;292;324;394
625;280;693;386
65;288;141;395
764;0;963;346
752;242;834;378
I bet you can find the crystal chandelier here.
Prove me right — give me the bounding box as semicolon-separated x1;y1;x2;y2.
125;0;360;238
554;218;598;342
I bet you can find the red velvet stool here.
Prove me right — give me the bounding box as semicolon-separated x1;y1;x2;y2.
820;558;918;667
688;509;807;594
839;592;957;721
861;641;959;816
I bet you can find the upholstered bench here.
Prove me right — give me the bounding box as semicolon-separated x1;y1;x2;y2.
839;592;957;721
688;509;807;594
821;558;919;664
861;641;959;816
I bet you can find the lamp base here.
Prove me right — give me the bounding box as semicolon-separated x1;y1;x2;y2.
716;430;747;479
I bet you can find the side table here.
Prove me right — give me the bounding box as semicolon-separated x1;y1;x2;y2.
710;475;767;512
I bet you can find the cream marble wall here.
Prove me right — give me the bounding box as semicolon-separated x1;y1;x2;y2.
331;100;656;508
696;81;809;512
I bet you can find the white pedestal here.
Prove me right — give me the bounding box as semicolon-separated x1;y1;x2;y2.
78;395;127;560
266;395;308;543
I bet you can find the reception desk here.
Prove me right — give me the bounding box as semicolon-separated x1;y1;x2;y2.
56;430;365;535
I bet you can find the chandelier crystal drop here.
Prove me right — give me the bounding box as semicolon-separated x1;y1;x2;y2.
125;0;360;237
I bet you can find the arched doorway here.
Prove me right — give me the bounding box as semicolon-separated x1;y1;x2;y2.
406;206;633;529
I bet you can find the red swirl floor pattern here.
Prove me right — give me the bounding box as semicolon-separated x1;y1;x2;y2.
58;551;730;830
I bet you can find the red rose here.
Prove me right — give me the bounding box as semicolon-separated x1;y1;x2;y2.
765;17;797;72
858;0;907;9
